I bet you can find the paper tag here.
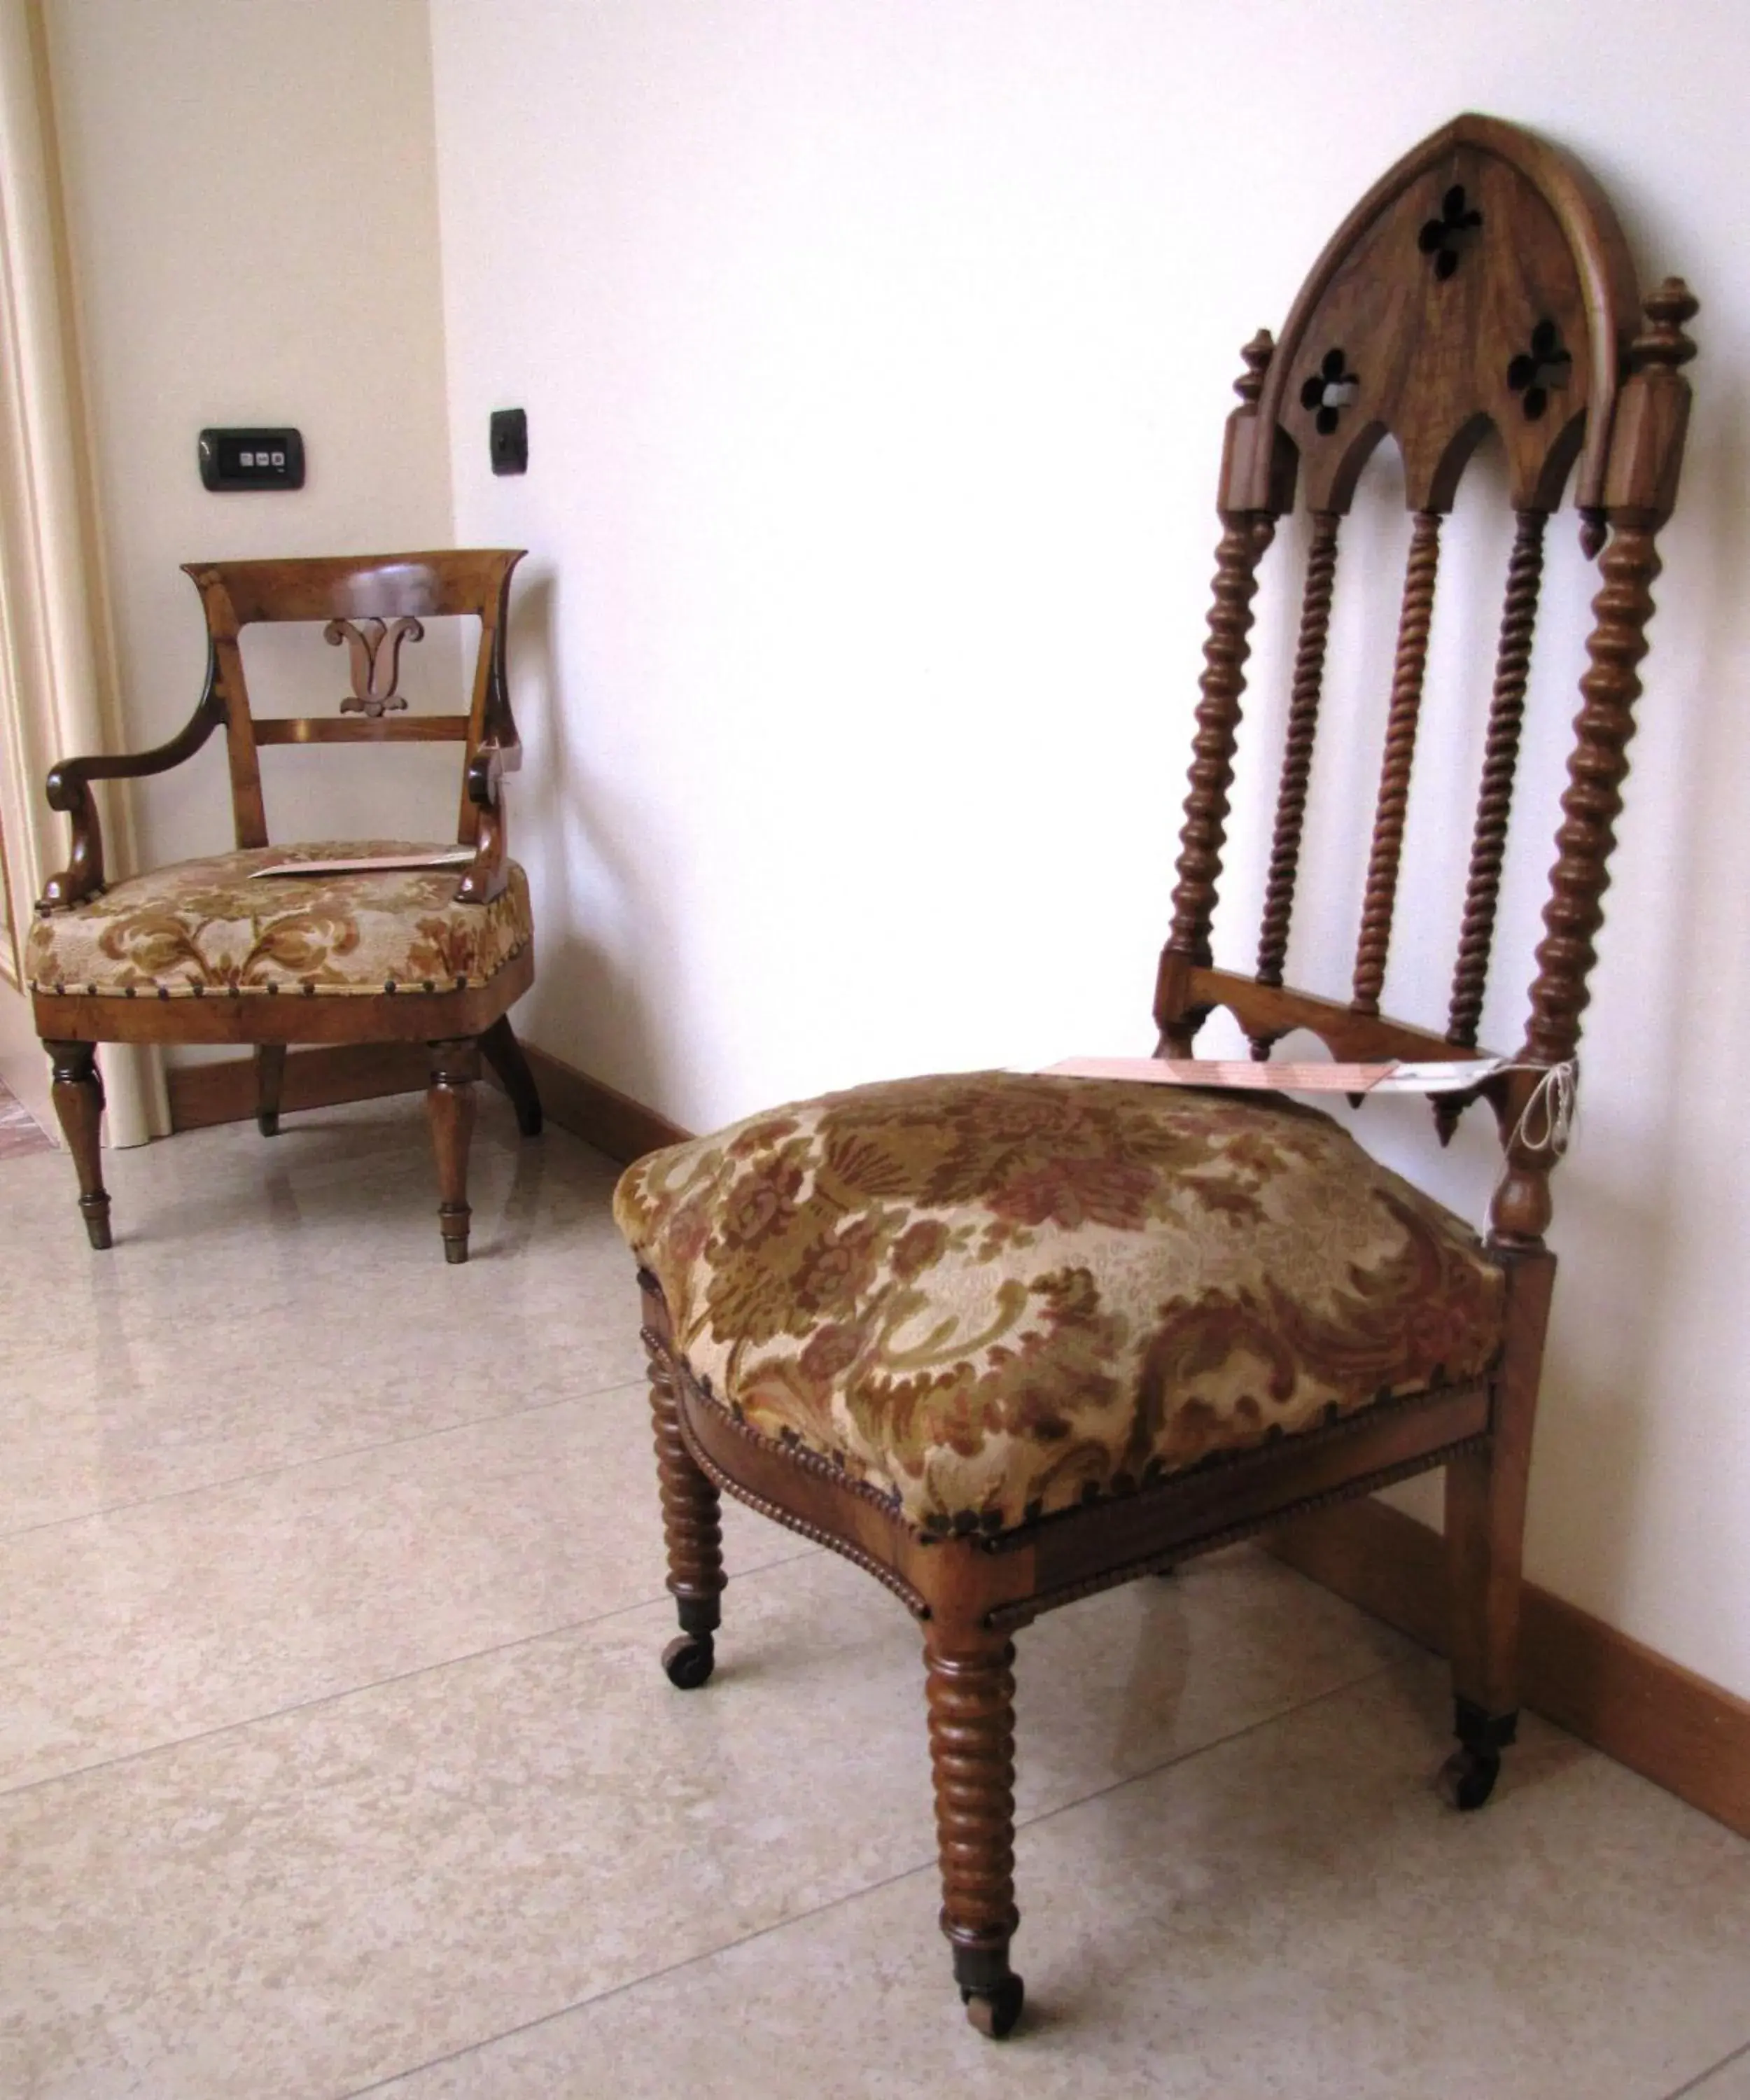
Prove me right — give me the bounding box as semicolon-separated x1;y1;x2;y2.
250;848;474;879
1041;1055;1504;1096
1364;1057;1506;1093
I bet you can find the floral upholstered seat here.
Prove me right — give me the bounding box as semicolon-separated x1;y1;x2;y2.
27;843;532;1000
614;1070;1506;1538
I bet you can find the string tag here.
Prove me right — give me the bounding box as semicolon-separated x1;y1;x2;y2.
1503;1057;1577;1160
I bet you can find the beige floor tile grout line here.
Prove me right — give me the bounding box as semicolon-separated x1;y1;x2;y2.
0;1375;654;1544
335;1654;1426;2099
1665;2039;1750;2100
0;1534;825;1803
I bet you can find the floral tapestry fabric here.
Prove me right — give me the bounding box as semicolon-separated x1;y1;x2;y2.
27;843;531;997
615;1071;1506;1537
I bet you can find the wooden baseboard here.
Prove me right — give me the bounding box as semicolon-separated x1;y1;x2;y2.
165;1035;689;1164
167;1042;430;1131
515;1042;689;1161
1272;1496;1750;1839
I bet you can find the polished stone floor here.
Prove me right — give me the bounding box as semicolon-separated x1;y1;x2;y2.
0;1073;52;1160
3;1095;1748;2099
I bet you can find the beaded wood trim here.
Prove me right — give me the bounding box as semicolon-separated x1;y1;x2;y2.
660;1343;933;1620
645;1306;1490;1631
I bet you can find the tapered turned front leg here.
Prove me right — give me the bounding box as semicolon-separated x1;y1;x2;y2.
1442;1247;1555;1809
641;1273;725;1687
426;1037;480;1263
926;1622;1023;2038
255;1044;287;1136
44;1039;111;1250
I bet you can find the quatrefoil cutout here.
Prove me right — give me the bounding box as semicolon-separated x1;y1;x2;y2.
1506;318;1574;421
1299;348;1359;435
1418;183;1484;279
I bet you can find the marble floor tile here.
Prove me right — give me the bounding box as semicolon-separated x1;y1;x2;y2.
0;1096;650;1534
0;1075;52;1157
1685;2053;1750;2099
0;1381;805;1791
8;1086;1748;2100
0;1543;1418;2100
365;1660;1750;2100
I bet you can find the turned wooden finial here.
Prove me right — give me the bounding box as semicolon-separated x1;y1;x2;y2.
1233;328;1275;405
1575;285;1693;561
1633;277;1700;369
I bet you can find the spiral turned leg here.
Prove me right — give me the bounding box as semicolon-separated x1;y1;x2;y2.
926;1625;1023;2039
643;1284;725;1688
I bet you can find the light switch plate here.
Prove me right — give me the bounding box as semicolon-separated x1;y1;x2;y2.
199;428;304;491
490;407;528;475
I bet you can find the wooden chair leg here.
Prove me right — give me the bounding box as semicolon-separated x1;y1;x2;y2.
426;1037;481;1263
44;1039;111;1250
1442;1247;1555;1809
255;1044;287;1136
642;1276;725;1687
926;1620;1024;2039
479;1015;543;1136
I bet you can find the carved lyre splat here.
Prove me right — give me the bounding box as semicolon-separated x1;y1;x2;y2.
325;615;425;717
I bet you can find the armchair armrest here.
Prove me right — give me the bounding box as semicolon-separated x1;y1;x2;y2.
37;666;225;911
454;639;522;906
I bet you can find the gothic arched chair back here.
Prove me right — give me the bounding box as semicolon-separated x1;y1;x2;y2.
611;116;1698;2041
1156;112;1697;1247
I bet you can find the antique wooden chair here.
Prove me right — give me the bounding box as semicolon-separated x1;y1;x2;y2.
27;550;542;1262
612;115;1696;2036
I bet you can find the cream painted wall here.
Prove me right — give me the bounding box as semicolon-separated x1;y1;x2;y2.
428;0;1750;1700
41;0;459;908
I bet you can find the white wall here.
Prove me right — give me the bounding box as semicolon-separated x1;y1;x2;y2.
428;0;1750;1701
43;0;458;895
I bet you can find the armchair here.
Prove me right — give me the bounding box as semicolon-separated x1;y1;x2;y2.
27;549;541;1261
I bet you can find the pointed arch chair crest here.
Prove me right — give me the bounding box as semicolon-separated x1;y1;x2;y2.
612;116;1697;2037
27;550;542;1261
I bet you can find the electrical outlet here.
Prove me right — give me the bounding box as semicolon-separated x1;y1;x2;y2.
490;407;528;475
198;428;304;491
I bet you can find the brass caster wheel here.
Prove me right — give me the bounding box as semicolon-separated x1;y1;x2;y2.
662;1632;715;1690
962;1973;1024;2040
1438;1744;1500;1812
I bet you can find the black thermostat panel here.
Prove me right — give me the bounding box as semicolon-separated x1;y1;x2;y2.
198;428;305;491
